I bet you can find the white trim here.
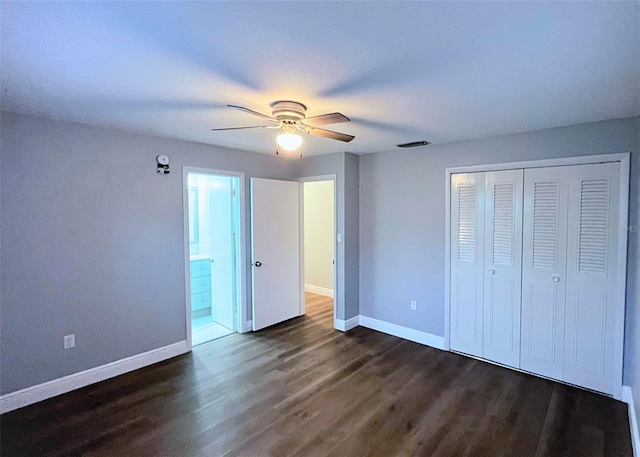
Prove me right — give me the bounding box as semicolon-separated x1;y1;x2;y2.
359;316;445;350
622;386;640;457
613;155;631;400
297;174;338;183
244;320;253;332
298;182;306;316
444;153;630;398
445;153;630;175
183;170;193;348
444;171;451;351
335;315;359;332
305;284;334;297
236;172;248;334
297;175;338;329
0;341;189;414
183;167;248;348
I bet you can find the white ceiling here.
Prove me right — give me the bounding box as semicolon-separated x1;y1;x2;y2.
2;1;639;157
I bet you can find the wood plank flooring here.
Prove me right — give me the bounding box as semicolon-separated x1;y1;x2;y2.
1;293;632;456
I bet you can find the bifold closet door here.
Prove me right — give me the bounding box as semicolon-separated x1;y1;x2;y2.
450;173;485;357
564;162;620;395
482;170;523;368
450;162;623;395
520;167;569;381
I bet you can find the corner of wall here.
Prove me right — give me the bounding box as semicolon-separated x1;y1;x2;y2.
344;153;360;319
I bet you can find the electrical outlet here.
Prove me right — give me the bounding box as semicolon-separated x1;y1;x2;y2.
410;300;417;311
64;334;75;349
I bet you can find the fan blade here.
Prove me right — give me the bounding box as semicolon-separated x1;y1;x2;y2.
304;125;355;143
228;105;279;123
303;112;350;127
211;125;277;131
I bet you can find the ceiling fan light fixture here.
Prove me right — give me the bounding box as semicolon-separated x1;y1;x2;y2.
276;132;303;150
212;102;353;158
276;123;303;151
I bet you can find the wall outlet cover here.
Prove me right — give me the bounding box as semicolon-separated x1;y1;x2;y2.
64;334;75;349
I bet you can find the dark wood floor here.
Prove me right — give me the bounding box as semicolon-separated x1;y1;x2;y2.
1;293;632;456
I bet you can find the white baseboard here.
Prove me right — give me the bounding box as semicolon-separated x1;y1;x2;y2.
335;315;359;332
244;320;253;332
0;340;189;414
305;284;334;298
622;386;640;457
358;316;445;350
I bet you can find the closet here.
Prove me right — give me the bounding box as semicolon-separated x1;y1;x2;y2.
449;160;625;396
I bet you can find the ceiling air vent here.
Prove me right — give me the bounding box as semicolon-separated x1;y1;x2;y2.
397;141;431;148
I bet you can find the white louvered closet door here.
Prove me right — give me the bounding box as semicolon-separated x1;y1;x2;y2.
520;167;569;381
450;173;485;357
482;170;523;368
564;162;620;395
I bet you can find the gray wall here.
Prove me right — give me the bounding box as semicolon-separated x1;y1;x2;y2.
359;116;640;393
0;112;295;394
293;152;360;321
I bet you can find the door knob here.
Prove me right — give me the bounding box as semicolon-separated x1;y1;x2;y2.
489;269;495;275
552;276;560;283
253;261;262;267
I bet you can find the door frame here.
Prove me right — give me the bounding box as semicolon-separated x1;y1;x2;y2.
297;174;338;328
444;153;630;400
182;167;248;349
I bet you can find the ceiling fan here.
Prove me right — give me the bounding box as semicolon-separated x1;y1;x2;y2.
212;100;355;157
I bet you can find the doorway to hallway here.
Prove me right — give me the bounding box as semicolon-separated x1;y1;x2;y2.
302;179;336;321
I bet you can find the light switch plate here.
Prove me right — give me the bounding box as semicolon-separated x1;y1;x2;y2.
64;334;75;349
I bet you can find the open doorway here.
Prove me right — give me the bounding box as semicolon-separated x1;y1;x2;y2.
184;170;242;347
302;179;336;326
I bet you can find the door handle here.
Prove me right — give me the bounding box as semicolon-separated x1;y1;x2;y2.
489;269;495;275
253;261;262;267
552;276;560;283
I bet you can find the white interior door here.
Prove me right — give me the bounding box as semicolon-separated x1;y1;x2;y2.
520;167;569;380
450;173;485;357
209;178;235;330
251;178;301;331
563;162;620;394
482;170;523;368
